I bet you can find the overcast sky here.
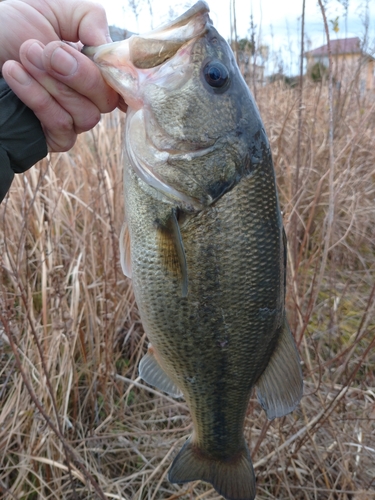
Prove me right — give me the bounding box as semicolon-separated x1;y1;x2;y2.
97;0;375;75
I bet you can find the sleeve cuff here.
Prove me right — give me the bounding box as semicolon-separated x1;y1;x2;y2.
0;77;48;173
0;147;15;204
0;77;48;201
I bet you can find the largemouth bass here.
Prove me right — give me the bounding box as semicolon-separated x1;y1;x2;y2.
83;2;303;499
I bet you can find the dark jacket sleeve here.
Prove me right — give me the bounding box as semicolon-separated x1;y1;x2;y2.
0;75;48;203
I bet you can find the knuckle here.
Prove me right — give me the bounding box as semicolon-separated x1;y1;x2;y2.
44;129;76;153
52;111;74;134
92;2;107;16
54;79;76;98
75;108;101;133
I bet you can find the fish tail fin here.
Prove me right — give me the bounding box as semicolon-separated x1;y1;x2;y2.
168;438;256;500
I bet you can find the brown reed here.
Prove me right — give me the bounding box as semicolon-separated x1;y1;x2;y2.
1;47;374;500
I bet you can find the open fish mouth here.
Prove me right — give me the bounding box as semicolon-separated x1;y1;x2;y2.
82;1;216;210
83;1;210;65
82;1;211;104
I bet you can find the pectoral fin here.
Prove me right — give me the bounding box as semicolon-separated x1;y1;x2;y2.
169;209;188;298
139;345;183;398
120;220;132;278
157;209;188;298
256;318;303;420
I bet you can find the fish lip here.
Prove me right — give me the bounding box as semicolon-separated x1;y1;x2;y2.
136;0;210;40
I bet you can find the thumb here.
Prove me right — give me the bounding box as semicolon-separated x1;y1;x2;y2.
73;2;113;45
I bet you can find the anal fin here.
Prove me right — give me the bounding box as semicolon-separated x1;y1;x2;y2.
256;317;303;420
139;345;183;398
120;220;132;278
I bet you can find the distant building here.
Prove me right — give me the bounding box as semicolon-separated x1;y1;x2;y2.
305;37;375;91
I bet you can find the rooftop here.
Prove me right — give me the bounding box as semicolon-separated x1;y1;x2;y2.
306;37;361;57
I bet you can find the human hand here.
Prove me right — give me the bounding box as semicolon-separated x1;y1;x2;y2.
0;0;125;152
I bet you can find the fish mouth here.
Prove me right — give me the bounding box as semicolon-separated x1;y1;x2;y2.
82;1;210;75
82;1;214;210
126;0;211;70
82;1;210;110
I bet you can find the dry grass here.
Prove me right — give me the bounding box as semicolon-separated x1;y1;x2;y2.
1;76;375;499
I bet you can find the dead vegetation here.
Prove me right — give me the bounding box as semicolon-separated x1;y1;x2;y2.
1;76;375;499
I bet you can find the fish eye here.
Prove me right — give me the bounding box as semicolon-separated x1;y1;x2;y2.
203;61;229;89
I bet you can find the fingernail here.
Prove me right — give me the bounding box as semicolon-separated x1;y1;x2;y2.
10;64;31;85
51;47;78;76
27;42;45;70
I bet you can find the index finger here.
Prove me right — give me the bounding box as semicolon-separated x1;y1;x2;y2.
32;40;119;114
11;0;113;46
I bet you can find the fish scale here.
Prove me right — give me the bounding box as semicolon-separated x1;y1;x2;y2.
127;163;280;453
83;2;303;499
